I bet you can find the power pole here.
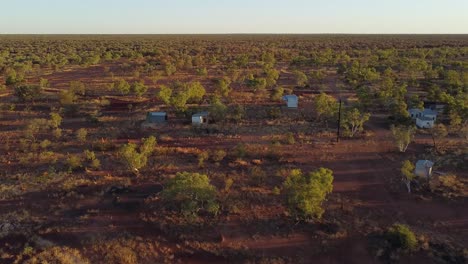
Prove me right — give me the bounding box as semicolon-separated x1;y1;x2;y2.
337;99;342;142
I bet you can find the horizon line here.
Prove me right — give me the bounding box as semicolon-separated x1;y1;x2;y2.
0;33;467;35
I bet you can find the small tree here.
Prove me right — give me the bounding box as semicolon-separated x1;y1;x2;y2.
210;100;228;123
14;85;42;103
293;70;308;87
342;108;371;137
39;78;50;88
228;105;246;124
197;151;209;168
131;81;148;97
385;224;417;252
158;85;172;105
114;79;131;95
170;91;190;112
215;78;231;98
401;160;415;193
270;86;284;101
49;113;62;129
139;136;157;156
187;81;206;103
211;149;226;163
164;63;177;76
283;168;334;220
119;136;156;175
161;172;219;217
66;154;83;172
70;81;86;95
75;128;88;143
431;124;448;151
58;90;77;105
119;143;147;174
312;92;339;124
390;125;415;152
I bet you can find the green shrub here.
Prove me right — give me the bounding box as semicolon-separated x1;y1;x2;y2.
21;246;89;264
211;149;227;163
285;132;295;145
161;172;219;217
197;151;209;168
76;128;88;142
66;154;83;171
233;143;247;159
283;168;334;220
385;224;418;252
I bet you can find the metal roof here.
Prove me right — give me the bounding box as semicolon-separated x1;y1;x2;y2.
192;111;209;117
148;112;167;116
283;95;298;100
416;160;434;168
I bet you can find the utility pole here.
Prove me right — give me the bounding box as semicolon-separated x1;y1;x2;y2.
337;99;342;142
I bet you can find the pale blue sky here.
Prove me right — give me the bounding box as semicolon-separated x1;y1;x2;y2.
0;0;467;34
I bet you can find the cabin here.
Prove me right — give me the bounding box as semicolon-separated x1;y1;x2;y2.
409;108;437;129
192;112;209;125
416;116;435;129
415;160;434;178
422;109;437;121
146;112;167;124
282;95;298;108
409;108;423;119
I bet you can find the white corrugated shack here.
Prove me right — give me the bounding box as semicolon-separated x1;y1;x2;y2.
192;112;209;125
409;108;438;129
282;95;298;108
415;160;434;178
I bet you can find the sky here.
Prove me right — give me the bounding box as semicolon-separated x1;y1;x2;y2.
0;0;467;34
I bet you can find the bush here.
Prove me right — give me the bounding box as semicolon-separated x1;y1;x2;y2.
76;128;88;142
59;90;77;105
161;172;219;217
20;246;89;264
385;224;418;252
211;149;227;163
197;151;209;168
233;143;247;159
84;149;101;169
53;128;62;139
283;168;334;220
14;85;42;102
66;154;83;171
119;136;156;174
285;133;295;145
49;112;62;128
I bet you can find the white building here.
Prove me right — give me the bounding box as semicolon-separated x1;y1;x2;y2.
416;116;435;129
415;160;434;178
192;112;209;125
409;108;437;129
282;95;298;108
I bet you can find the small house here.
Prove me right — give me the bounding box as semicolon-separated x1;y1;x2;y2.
409;108;438;129
192;112;209;125
409;108;423;119
416;116;435;129
415;160;434;178
146;112;167;124
283;95;298;108
422;109;437;121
